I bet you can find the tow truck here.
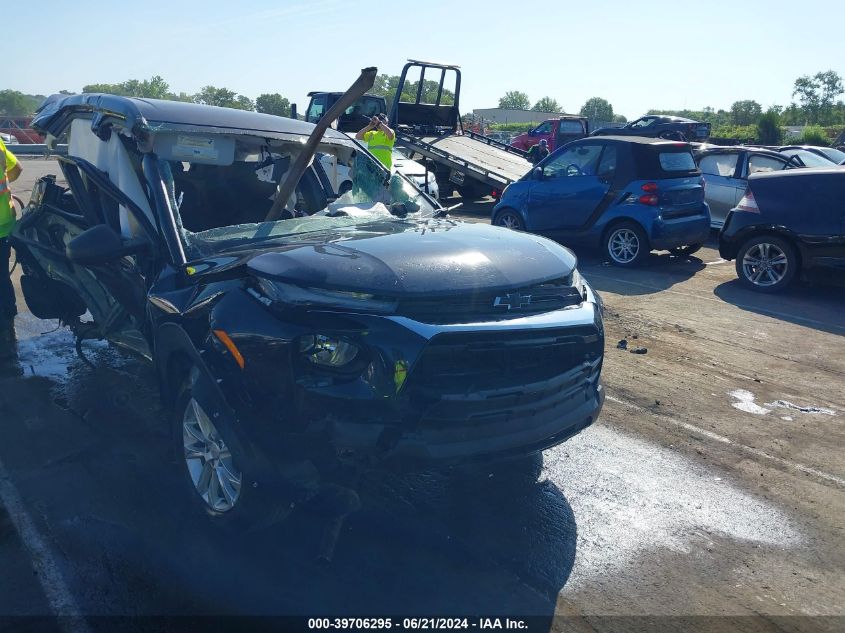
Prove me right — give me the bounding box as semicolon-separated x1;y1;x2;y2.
388;60;532;200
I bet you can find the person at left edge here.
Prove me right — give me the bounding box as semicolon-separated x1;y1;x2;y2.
0;137;22;356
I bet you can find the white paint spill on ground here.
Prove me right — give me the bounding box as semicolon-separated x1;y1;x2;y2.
781;416;793;422
765;400;836;416
729;389;771;415
606;394;845;488
544;425;802;590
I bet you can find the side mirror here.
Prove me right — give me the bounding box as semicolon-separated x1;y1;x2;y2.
66;224;147;265
533;167;544;180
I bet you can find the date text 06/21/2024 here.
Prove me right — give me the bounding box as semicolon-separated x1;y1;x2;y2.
307;618;529;630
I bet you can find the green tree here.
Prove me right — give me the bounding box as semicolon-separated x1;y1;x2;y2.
756;108;783;145
255;93;291;117
532;97;561;112
193;86;239;108
580;97;614;122
498;91;530;110
234;95;255;111
793;70;844;124
82;75;170;98
799;125;830;146
166;92;195;103
371;73;400;99
730;100;762;125
0;90;40;115
613;114;628;123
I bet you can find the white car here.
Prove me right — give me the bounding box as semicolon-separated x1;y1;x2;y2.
392;149;439;200
318;147;439;200
1;132;20;145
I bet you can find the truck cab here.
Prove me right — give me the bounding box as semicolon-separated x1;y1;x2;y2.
510;117;589;153
305;92;387;133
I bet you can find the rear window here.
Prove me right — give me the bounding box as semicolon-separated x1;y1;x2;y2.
633;143;699;178
559;120;585;133
659;151;696;171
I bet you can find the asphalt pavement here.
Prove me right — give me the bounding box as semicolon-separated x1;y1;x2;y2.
0;159;843;633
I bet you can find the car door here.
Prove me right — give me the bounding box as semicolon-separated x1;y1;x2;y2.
697;152;742;227
527;120;554;147
792;172;845;267
16;160;155;357
526;143;610;234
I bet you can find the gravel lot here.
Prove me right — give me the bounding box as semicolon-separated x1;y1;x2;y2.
1;159;843;632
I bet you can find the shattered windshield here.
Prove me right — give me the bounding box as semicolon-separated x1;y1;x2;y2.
158;133;437;259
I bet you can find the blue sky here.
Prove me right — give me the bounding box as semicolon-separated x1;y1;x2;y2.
6;0;844;118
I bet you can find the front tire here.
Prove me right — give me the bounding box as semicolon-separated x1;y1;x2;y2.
493;209;525;231
173;371;287;531
605;221;649;267
735;235;797;293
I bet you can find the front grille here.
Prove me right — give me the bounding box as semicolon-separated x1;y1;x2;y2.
396;279;583;324
402;326;603;428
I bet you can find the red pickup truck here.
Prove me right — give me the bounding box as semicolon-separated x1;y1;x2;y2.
510;116;589;153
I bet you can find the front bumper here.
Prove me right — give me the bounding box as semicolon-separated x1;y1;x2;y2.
292;286;605;467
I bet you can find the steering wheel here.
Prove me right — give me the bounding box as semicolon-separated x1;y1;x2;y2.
565;164;583;177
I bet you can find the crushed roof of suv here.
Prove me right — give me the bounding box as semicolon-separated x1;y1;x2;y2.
34;93;349;141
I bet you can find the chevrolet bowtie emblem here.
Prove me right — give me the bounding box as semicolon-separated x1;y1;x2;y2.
493;293;532;310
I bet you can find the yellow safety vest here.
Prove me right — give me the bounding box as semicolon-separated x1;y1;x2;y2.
0;138;18;238
363;129;395;170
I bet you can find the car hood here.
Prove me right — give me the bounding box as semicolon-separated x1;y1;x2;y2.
245;219;576;296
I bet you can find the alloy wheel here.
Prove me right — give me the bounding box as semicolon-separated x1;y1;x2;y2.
741;242;788;287
608;228;640;264
182;397;242;512
498;213;522;230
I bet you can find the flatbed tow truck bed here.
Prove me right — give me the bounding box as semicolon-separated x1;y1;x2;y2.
409;133;532;187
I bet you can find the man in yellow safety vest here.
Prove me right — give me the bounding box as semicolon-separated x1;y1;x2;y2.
1;137;23;355
355;113;395;170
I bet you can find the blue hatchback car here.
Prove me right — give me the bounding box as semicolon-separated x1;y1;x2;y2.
492;136;711;266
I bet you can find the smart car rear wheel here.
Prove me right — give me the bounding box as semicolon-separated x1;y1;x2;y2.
494;209;525;231
606;222;649;267
736;235;797;293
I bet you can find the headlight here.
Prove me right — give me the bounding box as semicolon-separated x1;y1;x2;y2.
299;334;360;368
258;279;397;313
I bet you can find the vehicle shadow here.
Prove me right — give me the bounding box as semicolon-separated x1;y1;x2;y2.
713;278;845;336
157;466;577;619
2;341;577;621
578;250;707;297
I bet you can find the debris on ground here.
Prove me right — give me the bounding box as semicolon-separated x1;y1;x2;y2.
617;339;628;350
764;400;836;416
630;347;648;355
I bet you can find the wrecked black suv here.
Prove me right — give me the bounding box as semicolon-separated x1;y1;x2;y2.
12;93;604;527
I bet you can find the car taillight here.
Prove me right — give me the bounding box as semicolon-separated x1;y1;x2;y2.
641;182;659;192
736;188;759;213
638;194;659;206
